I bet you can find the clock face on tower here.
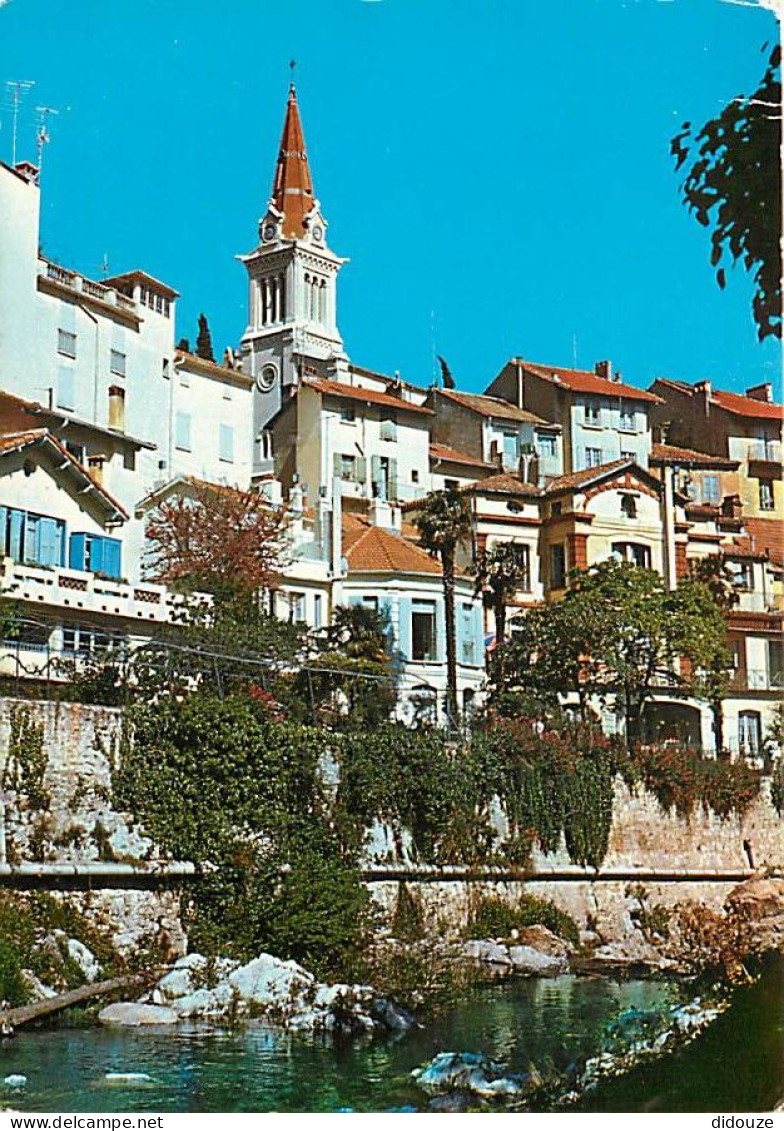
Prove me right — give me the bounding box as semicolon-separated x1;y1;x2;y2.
312;225;323;242
262;223;277;242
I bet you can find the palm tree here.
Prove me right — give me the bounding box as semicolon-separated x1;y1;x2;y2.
413;488;472;724
475;541;531;690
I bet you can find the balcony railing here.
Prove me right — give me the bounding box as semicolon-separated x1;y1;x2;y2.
39;260;139;317
0;558;190;625
748;439;782;464
734;667;784;691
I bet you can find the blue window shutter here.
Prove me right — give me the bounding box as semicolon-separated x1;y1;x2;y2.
104;538;121;579
23;514;37;562
347;593;363;607
474;603;484;666
69;533;86;571
0;507;6;556
398;596;412;660
435;599;447;662
36;518;59;567
88;536;105;574
55;520;65;566
8;509;23;560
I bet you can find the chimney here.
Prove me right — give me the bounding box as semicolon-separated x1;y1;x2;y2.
745;382;772;403
108;385;125;432
88;454;106;486
695;380;711;416
595;360;612;381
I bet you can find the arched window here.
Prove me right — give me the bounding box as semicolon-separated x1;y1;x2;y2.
318;279;326;323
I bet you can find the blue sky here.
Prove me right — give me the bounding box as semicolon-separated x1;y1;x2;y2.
1;0;780;396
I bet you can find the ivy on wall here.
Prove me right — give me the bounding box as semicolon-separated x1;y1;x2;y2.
2;705;49;810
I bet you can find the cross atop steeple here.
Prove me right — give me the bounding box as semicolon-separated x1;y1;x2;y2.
270;82;315;240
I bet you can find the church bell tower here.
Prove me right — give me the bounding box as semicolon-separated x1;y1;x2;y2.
239;83;348;474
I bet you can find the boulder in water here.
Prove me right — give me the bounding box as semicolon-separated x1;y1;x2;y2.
99;1002;179;1027
104;1073;154;1085
508;945;568;976
413;1051;539;1102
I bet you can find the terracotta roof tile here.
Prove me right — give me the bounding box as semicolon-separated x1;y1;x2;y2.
520;360;662;404
543;458;633;495
436;387;550;424
0;428;128;519
302;377;434;416
342;515;442;575
744;518;784;566
650;443;738;469
429;442;495;470
711;388;784;422
464;472;540;496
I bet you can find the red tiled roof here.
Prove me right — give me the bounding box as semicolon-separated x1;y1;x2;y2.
745;518;784;566
543;457;634;495
520;360;662;404
342;515;441;575
464;472;540;497
0;429;128;519
302;377;434;416
711;388;783;422
429;442;495;470
271;85;316;240
175;349;252;387
436;387;549;424
650;443;738;469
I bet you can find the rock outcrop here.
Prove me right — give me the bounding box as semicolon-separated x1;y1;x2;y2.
461;926;571;976
101;951;416;1035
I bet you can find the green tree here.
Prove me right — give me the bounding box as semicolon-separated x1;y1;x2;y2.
503;560;730;749
672;44;781;341
413;489;472;724
474;541;531;689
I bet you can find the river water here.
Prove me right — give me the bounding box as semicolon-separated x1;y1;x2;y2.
1;959;781;1113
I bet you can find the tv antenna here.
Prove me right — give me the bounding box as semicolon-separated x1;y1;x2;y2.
35;105;59;176
5;80;35;166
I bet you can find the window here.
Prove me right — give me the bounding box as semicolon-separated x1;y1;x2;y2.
460;602;475;665
380;408;397;442
411;469;420;484
444;478;459;490
738;711;762;755
502;430;519;464
759;479;774;511
109;350;126;378
219;424;234;463
175;412;191;452
57;368;75;411
340;404;356;423
585;447;603;468
0;508;66;568
537;434;557;457
260;431;273;461
411;600;437;661
511;543;531;590
288;592;306;623
361;595;379;612
729;639;742;670
619;401;635;431
550;501;562;517
612;541;651;568
62;625;111;657
340;454;356;481
57;329;76;358
701;475;720;505
620;494;638;519
550;543;566;589
621;450;635;463
68;533;122;578
768;639;784;688
584;400;601;425
162;358;170;380
313;593;323;629
728;560;754;591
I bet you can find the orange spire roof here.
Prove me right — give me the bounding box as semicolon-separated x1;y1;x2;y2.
270;84;315;239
